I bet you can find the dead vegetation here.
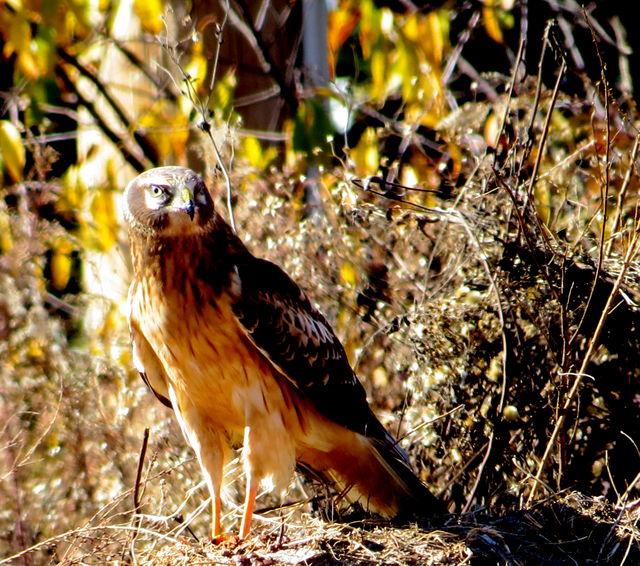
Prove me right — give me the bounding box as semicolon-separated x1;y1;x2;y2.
2;2;640;565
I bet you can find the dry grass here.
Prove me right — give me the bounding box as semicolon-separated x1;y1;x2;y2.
2;10;640;566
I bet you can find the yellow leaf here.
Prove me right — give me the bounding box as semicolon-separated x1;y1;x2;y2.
51;237;74;291
370;49;387;101
211;70;237;114
358;0;380;59
27;338;45;360
138;101;189;161
372;366;388;387
59;165;87;211
0;120;25;182
241;135;278;170
425;10;448;67
351;127;379;176
4;11;31;58
89;186;118;252
483;2;504;44
185;46;207;97
340;260;358;287
18;48;42;80
403;13;419;41
483;112;501;148
243;136;263;169
400;164;419;189
133;0;163;34
0;207;13;252
327;0;360;78
396;38;419;101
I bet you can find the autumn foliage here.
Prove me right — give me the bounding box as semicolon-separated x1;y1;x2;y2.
1;1;640;564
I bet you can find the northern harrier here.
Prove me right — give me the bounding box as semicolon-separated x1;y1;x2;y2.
124;166;440;539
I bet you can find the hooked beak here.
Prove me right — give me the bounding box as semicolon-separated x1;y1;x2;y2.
179;187;196;221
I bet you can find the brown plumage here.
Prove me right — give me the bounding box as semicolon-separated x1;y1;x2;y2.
124;166;441;539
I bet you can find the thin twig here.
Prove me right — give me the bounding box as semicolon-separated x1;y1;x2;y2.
158;28;237;232
525;54;567;252
493;4;527;172
396;405;464;444
526;228;640;504
0;525;181;565
57;47;158;165
207;2;229;95
605;133;640;257
462;434;494;513
55;64;150;172
567;14;613;349
111;39;179;101
133;428;149;523
125;427;149;565
230;0;298;114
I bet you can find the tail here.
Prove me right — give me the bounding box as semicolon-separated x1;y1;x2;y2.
367;428;445;518
299;420;444;519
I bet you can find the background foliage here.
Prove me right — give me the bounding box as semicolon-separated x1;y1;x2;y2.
1;0;640;563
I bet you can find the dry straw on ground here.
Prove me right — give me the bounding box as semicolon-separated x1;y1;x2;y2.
2;7;640;566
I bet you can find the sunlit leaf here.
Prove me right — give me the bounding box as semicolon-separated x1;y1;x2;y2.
370;49;387;101
243;136;263;169
210;69;237;115
0;120;26;182
358;0;380;59
483;112;501;148
372;366;388;387
403;13;420;42
242;136;277;171
32;26;57;76
396;37;419;101
350;127;379;176
0;207;13;253
134;0;164;34
185;44;208;97
139;101;189;161
60;165;87;212
0;9;43;80
379;8;394;37
88;185;118;252
4;10;31;58
400;164;419;190
50;237;74;291
328;0;360;78
27;338;45;360
483;1;505;44
340;260;358;287
424;10;448;67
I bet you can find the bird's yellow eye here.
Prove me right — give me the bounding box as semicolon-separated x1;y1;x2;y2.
150;185;165;198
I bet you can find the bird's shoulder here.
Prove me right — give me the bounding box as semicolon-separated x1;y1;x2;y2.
225;248;384;437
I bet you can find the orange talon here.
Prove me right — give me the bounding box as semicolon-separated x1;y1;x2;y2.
210;533;240;546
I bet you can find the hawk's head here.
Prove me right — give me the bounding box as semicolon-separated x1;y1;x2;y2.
124;166;215;236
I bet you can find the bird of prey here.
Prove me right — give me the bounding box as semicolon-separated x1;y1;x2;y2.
124;166;441;539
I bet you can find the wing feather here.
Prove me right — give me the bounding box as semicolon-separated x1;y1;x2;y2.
130;315;172;408
227;255;445;512
229;256;384;437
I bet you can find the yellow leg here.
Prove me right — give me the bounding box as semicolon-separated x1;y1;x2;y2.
239;480;258;539
211;489;222;540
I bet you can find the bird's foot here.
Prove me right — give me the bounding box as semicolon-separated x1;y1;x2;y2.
210;533;241;547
